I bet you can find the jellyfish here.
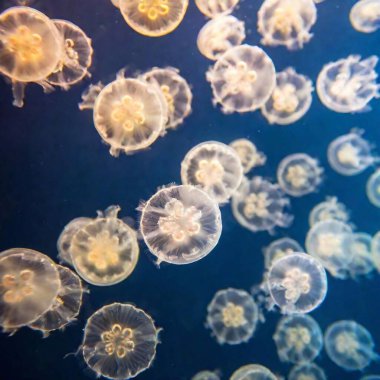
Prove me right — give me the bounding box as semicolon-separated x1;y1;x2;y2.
277;153;324;197
257;0;317;50
288;363;327;380
317;55;380;113
206;45;276;114
197;16;246;61
231;176;293;234
110;0;120;7
181;141;243;204
230;364;278;380
371;231;380;273
264;237;304;269
309;196;350;227
367;169;380;207
360;376;380;380
82;302;159;379
273;314;323;363
191;370;220;380
267;253;327;314
0;248;61;331
328;129;379;176
195;0;240;18
0;6;63;107
324;320;379;371
140;185;222;264
261;68;313;125
229;139;267;174
350;0;380;33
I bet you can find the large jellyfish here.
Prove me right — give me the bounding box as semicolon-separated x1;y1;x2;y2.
367;169;380;207
181;141;243;204
350;0;380;33
140;185;222;265
229;139;267;174
82;303;159;379
230;364;277;380
191;370;220;380
195;0;240;18
288;363;327;380
309;196;350;227
206;45;276;114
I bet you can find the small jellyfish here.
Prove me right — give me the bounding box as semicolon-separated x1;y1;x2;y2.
191;370;220;380
230;364;278;380
277;153;324;197
350;0;380;33
82;302;159;379
371;231;380;273
231;176;293;234
309;196;350;227
273;314;323;363
229;139;267;174
118;0;189;37
288;363;327;380
257;0;317;50
267;253;327;314
261;68;314;125
206;45;276;114
367;169;380;207
195;0;240;18
264;237;304;269
317;55;380;113
327;130;379;176
140;185;222;264
197;16;246;61
206;288;258;345
324;320;379;371
181;141;243;203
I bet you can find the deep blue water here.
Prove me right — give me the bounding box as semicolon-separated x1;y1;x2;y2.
1;0;380;379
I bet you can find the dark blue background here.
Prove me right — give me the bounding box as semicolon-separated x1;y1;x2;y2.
0;0;380;379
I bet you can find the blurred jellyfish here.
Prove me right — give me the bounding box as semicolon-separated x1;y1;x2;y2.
317;55;380;113
140;185;222;264
181;141;243;203
360;376;380;380
350;0;380;33
309;196;350;227
367;169;380;207
371;231;380;272
197;16;246;61
324;320;379;371
288;362;327;380
195;0;240;18
273;314;323;363
264;237;304;270
230;364;277;380
232;176;293;234
191;370;220;380
229;139;267;174
277;154;324;197
110;0;120;7
206;45;276;114
261;68;313;125
82;302;159;379
267;253;327;314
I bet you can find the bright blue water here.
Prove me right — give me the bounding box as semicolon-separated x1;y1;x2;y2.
0;0;380;379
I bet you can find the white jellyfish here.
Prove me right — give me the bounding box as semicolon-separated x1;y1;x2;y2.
230;364;278;380
371;231;380;273
350;0;380;33
366;169;380;207
191;370;221;380
309;196;350;227
229;139;267;174
263;237;304;269
195;0;240;18
288;362;327;380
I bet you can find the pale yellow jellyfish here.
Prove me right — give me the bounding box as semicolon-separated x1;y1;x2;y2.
288;363;327;380
192;370;220;380
0;6;63;107
110;0;120;7
263;237;303;269
195;0;240;18
350;0;380;33
206;45;276;114
118;0;189;37
309;196;350;227
230;364;278;380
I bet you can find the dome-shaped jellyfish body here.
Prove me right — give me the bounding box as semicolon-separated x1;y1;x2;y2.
206;45;276;114
231;176;293;234
288;363;327;380
317;55;380;113
273;314;323;363
0;6;63;107
118;0;189;37
371;231;380;272
181;141;243;204
229;139;267;174
267;253;327;314
0;248;61;331
195;0;240;18
230;364;277;380
192;370;220;380
264;237;304;270
70;205;139;286
257;0;317;50
82;303;159;379
261;68;313;125
140;185;222;264
367;169;380;207
206;288;258;345
277;153;324;197
324;320;379;371
309;196;350;227
350;0;380;33
197;16;246;61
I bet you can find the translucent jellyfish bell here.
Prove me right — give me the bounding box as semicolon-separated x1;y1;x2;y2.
317;55;380;113
82;303;159;379
206;45;276;114
288;363;327;380
267;253;327;314
229;139;267;174
371;231;380;273
140;185;222;265
191;370;220;380
309;196;350;227
181;141;243;203
206;288;258;345
264;237;304;269
195;0;240;18
350;0;380;33
230;364;277;380
366;169;380;207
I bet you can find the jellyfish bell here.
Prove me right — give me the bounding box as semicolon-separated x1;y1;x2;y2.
288;362;327;380
350;0;380;33
366;169;380;207
229;139;266;174
195;0;240;18
191;370;220;380
110;0;120;8
309;196;350;227
263;237;303;269
230;364;278;380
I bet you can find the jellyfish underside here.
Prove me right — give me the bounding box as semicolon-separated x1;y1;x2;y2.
229;139;266;174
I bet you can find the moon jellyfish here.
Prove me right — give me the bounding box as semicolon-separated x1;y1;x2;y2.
181;141;243;203
261;68;313;125
195;0;240;18
0;248;60;331
140;185;222;264
350;0;380;33
118;0;188;37
230;364;277;380
328;130;378;176
70;206;139;286
206;288;258;345
324;320;379;371
267;253;327;314
192;370;220;380
273;314;323;363
206;45;276;114
317;55;380;113
229;139;267;174
371;231;380;273
264;237;303;269
277;154;323;197
288;363;327;380
257;0;317;50
197;16;246;61
231;176;293;234
367;169;380;207
309;196;350;227
82;302;159;379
